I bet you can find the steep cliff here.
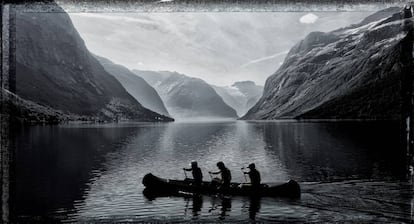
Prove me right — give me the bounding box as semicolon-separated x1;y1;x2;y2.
15;6;172;122
96;56;170;117
243;7;408;120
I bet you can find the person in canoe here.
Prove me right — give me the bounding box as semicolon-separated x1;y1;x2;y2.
209;161;232;192
243;163;261;188
183;161;203;186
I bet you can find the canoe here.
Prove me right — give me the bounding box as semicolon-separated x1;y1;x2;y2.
142;173;301;198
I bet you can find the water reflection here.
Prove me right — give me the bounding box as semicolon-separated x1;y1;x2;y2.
147;193;263;221
191;195;203;217
14;121;409;222
260;121;405;181
182;195;204;218
208;196;232;220
248;197;261;220
14;124;142;219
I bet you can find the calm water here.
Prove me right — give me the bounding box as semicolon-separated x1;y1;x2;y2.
14;120;413;222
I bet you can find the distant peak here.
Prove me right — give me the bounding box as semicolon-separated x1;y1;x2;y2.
232;81;256;87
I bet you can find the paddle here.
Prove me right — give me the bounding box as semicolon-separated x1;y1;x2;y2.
241;167;248;183
183;169;188;179
208;171;213;181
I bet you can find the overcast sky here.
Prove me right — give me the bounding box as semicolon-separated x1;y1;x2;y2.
69;11;373;86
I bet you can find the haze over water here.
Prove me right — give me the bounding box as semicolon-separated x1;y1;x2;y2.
15;120;411;222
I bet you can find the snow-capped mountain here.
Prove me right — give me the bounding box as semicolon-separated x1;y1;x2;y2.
212;81;263;117
14;3;172;122
243;7;408;120
95;56;170;117
134;70;238;119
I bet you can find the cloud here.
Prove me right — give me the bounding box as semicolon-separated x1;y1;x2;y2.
69;12;369;86
72;13;159;26
239;51;289;68
299;13;319;24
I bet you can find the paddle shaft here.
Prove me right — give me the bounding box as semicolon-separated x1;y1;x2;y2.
241;168;248;183
183;169;188;178
243;172;248;182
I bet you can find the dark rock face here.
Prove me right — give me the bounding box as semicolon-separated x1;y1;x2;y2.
95;56;170;117
243;7;408;120
212;81;263;117
1;88;68;124
15;9;172;122
135;70;238;119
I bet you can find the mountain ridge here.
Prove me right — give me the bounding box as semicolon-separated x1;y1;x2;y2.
14;4;173;122
212;81;263;117
96;56;171;117
134;70;238;119
242;7;408;120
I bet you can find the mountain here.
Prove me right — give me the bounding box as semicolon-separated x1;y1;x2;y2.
95;56;170;117
243;7;408;120
212;81;263;117
1;88;68;124
134;70;238;119
15;5;172;122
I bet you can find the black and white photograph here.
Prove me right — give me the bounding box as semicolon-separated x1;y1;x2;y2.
1;0;414;222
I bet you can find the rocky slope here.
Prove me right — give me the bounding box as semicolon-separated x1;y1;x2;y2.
15;5;172;122
212;81;263;117
243;7;408;120
134;70;238;119
95;56;170;117
1;88;69;124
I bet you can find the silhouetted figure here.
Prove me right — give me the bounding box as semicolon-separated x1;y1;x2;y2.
403;5;412;19
243;163;261;188
183;161;203;186
209;161;232;192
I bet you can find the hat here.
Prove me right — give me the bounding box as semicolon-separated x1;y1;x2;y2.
248;163;255;169
191;161;198;167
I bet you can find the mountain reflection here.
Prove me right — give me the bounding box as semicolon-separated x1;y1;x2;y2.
261;121;405;181
15;124;143;219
